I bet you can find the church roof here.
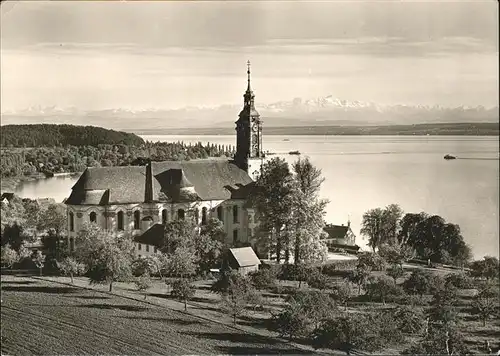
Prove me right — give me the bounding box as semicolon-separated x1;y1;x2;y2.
228;247;261;268
134;223;164;247
323;224;351;240
66;159;253;205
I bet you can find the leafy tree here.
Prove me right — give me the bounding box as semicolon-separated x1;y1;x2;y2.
171;278;196;311
471;283;499;326
360;204;403;252
249;266;278;290
469;256;499;280
164;246;198;278
307;269;330;290
76;223;134;292
357;252;387;271
161;219;198;254
390;305;426;334
378;242;415;267
195;218;226;274
270;300;310;341
444;272;474;289
249;158;295;263
1;244;19;268
312;314;388;355
403;269;436;297
219;273;260;324
331;282;352;310
365;275;402;304
386;263;405;284
31;250;45;276
57;256;87;284
131;256;161;277
347;264;371;295
403;325;469;356
135;274;153;300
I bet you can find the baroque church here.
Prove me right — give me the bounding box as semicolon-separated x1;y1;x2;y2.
65;62;266;256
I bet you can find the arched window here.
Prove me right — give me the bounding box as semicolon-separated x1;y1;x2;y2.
69;212;74;231
233;205;239;223
201;207;208;225
89;211;97;223
117;211;124;231
134;210;140;229
233;229;239;243
177;209;185;220
162;209;168;225
194;208;200;224
217;206;223;222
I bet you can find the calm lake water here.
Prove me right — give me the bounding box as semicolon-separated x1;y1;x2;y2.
14;135;499;259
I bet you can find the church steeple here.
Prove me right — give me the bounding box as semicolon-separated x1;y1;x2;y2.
235;61;263;173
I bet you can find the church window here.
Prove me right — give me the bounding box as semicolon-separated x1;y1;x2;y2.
117;211;124;231
233;205;239;223
233;229;239;243
89;212;97;223
162;209;168;225
138;243;142;251
69;238;75;252
134;211;140;229
201;207;208;225
217;206;223;222
69;212;74;231
177;209;185;220
146;245;150;252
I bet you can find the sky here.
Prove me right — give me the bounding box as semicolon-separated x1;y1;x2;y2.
1;0;498;111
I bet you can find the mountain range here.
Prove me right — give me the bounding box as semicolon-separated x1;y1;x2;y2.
1;95;498;131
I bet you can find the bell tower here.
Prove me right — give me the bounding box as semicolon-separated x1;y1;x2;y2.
234;61;263;175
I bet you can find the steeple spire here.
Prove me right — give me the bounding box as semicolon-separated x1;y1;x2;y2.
246;60;252;92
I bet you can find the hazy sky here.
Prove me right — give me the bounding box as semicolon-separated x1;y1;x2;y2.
1;0;498;111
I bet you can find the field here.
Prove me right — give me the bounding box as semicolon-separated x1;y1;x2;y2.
0;275;318;356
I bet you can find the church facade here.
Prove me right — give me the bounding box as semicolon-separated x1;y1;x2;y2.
65;62;265;254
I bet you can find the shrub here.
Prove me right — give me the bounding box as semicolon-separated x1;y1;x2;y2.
358;252;387;271
365;275;404;304
307;269;330;290
249;267;278;290
445;272;474;289
135;274;153;300
171;278;196;311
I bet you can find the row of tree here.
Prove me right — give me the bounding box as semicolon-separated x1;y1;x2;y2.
360;204;473;266
0;141;236;178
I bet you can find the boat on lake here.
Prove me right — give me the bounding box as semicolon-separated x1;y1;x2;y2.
444;154;457;160
289;150;301;155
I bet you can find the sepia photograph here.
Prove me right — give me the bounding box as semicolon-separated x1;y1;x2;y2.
1;0;499;355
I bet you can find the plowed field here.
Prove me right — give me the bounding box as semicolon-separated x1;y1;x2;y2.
1;276;313;355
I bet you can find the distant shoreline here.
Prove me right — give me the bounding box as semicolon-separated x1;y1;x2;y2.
131;122;499;136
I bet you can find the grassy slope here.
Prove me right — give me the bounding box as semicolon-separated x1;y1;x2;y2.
0;276;308;356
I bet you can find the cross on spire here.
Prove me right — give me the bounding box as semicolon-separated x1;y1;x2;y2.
246;60;251;92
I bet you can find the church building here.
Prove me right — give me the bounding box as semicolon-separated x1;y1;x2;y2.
65;62;265;255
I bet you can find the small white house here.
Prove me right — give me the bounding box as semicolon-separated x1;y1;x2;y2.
223;246;261;276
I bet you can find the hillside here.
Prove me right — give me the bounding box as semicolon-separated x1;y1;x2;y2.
0;124;145;147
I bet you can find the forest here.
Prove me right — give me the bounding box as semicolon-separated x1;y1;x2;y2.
0;124;235;178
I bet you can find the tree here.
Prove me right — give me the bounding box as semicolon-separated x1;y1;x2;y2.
365;275;402;304
378;242;415;268
249;266;278;291
390;305;425;335
131;256;160;277
471;284;499;326
387;263;405;284
403;269;435;297
469;256;499;280
171;278;196;311
249;158;295;263
290;157;328;265
444;272;473;289
360;204;403;252
219;273;260;324
31;250;45;276
1;244;19;268
164;246;198;278
135;274;153;300
270;300;310;341
331;282;352;311
76;223;134;292
161;219;198;254
403;325;469;356
312;314;386;355
57;256;87;284
307;269;330;290
37;204;67;260
347;264;371;295
357;252;387;271
195;218;226;274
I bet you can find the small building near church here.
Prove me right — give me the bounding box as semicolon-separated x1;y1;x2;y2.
133;223;163;258
222;247;261;276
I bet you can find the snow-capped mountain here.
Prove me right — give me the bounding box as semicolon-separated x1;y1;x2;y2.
1;96;497;130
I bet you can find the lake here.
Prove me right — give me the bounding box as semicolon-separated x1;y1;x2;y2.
14;135;499;259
